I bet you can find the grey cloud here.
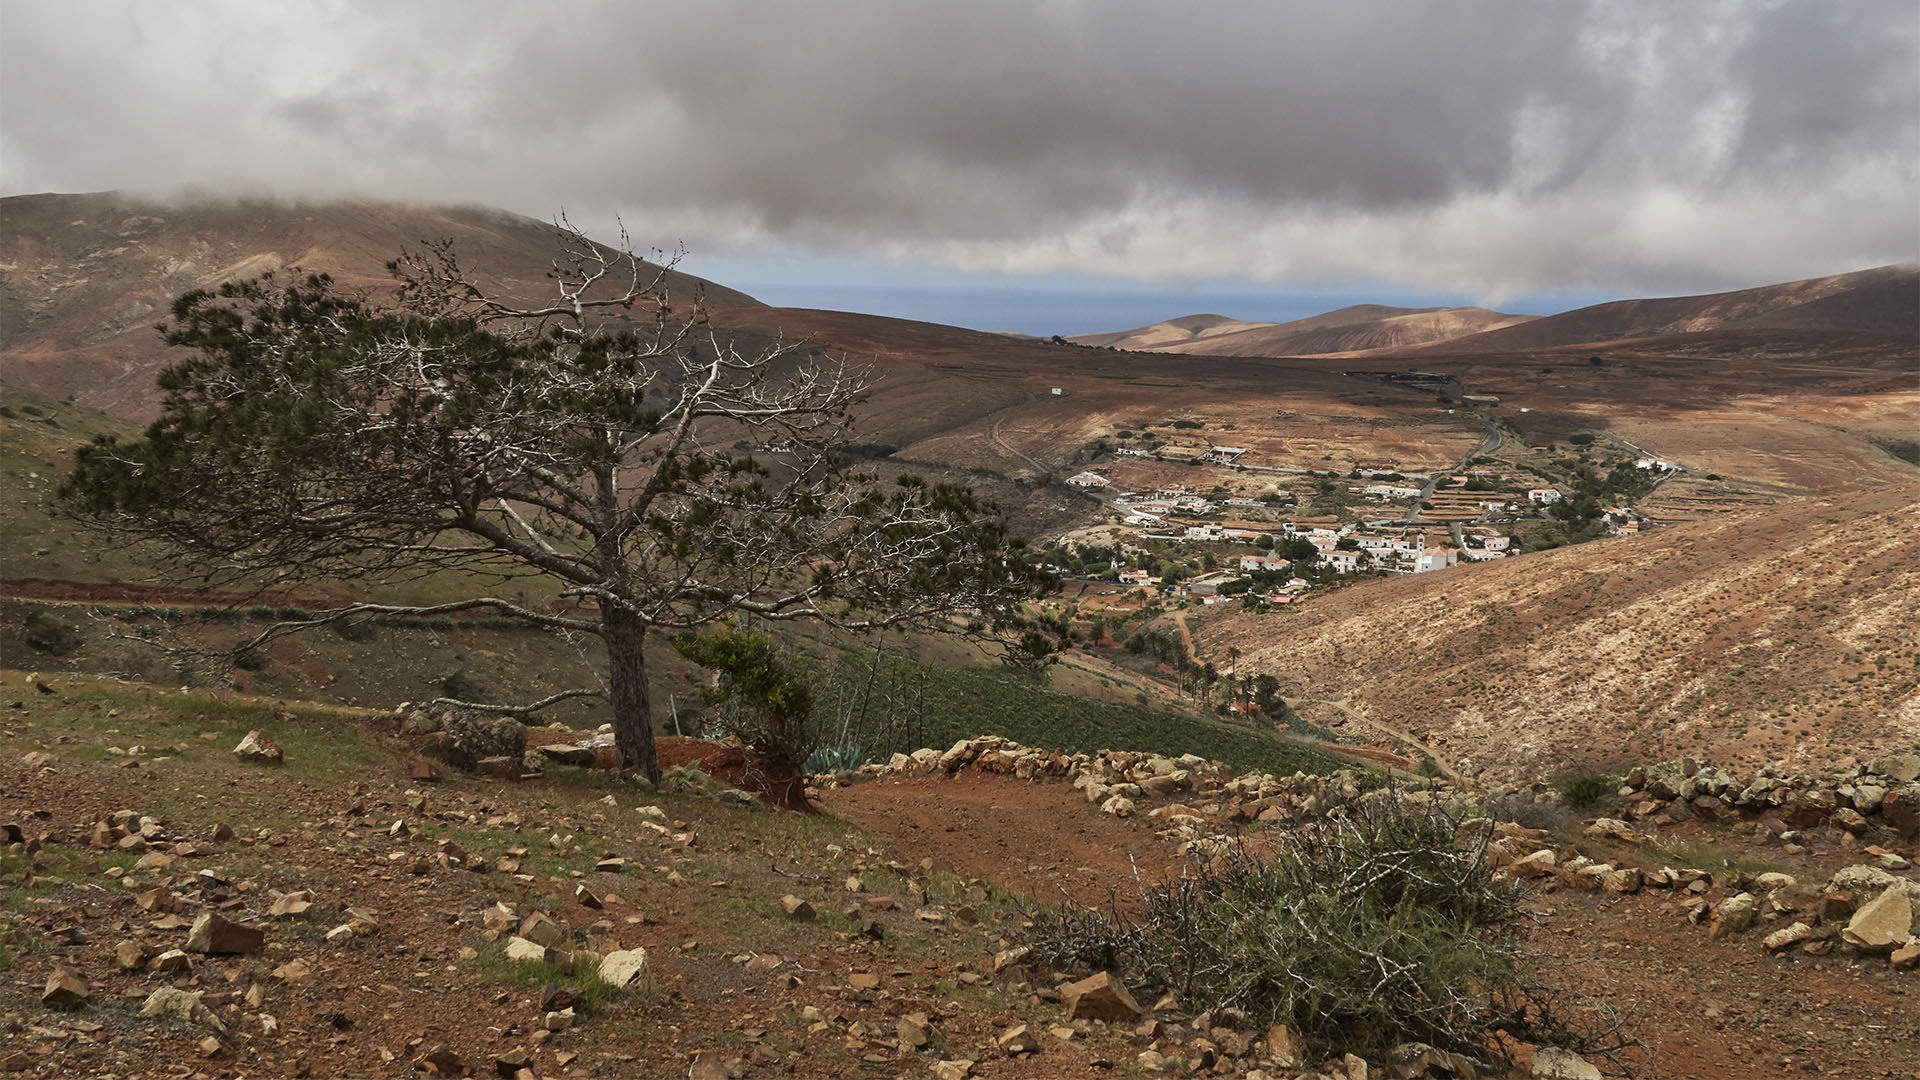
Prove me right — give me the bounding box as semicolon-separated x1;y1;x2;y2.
2;0;1914;297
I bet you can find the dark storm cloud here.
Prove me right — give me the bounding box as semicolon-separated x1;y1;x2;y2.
2;0;1914;297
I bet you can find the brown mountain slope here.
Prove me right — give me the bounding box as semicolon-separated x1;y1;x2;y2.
1070;304;1535;357
1374;265;1917;356
1066;312;1258;350
1197;482;1920;783
0;192;760;416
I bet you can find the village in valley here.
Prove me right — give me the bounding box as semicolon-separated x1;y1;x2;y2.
1035;394;1683;610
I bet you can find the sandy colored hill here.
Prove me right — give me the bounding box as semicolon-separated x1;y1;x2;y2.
1071;304;1537;357
1197;482;1920;784
0;192;759;417
1375;265;1918;356
1068;312;1268;350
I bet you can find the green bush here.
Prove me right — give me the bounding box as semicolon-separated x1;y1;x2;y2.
23;612;82;656
1024;792;1605;1065
1556;770;1617;808
673;631;820;776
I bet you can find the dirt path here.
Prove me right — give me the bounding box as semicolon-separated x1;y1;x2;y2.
988;415;1047;476
1292;695;1459;781
1171;610;1195;656
819;769;1179;909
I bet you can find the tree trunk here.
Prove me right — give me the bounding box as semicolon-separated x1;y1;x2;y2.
602;604;661;784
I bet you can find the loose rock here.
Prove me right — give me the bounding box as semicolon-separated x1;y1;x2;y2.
1061;971;1143;1021
41;968;88;1009
186;912;264;954
1532;1046;1604;1080
588;941;649;992
231;730;283;764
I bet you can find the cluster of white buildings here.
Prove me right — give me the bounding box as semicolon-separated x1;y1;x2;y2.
1275;522;1462;575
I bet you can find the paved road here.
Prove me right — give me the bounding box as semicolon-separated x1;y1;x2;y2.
1404;409;1501;524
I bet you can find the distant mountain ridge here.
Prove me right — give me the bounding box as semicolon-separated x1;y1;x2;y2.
0;191;760;415
1356;265;1919;356
1068;266;1917;360
1067;304;1538;356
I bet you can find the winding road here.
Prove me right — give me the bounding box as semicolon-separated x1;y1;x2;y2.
1400;408;1502;525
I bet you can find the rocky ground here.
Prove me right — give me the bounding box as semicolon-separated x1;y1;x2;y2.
2;670;1916;1079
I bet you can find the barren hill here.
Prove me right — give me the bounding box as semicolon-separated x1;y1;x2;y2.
1067;312;1268;350
0;192;760;417
1375;265;1918;356
1069;305;1536;356
1198;482;1920;784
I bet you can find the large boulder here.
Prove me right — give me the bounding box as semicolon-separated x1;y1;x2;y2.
1842;884;1920;953
1865;755;1920;783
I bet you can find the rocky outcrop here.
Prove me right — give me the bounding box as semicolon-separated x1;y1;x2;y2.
1620;755;1920;840
404;706;528;772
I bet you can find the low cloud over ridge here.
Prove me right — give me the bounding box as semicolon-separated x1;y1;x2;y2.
3;1;1914;300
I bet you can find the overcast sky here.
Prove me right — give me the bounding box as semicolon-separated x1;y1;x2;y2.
3;1;1916;333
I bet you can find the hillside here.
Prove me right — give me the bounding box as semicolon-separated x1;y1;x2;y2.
1069;304;1535;357
1197;482;1920;783
1376;265;1918;356
1066;312;1268;350
0;192;760;417
4;673;1917;1079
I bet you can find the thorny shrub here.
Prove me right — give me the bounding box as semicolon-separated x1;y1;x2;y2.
1024;790;1631;1067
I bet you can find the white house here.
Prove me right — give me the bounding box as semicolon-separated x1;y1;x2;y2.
1118;569;1155;586
1364;484;1424;499
1186;571;1244;596
1412;549;1460;573
1067;472;1111;489
1185;523;1225;541
1240;555;1291;573
1320;550;1361;573
1527;488;1563;505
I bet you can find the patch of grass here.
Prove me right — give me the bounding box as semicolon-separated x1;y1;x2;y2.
467;950;626;1017
1651;838;1805;879
1;673;395;791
